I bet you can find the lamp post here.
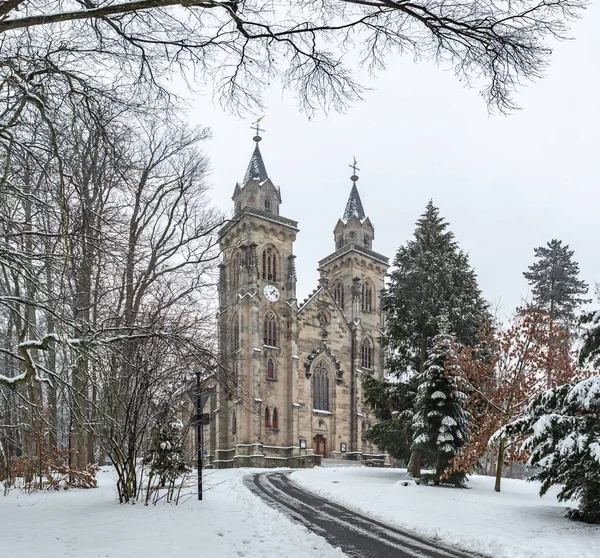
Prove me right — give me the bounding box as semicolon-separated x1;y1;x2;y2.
195;370;210;501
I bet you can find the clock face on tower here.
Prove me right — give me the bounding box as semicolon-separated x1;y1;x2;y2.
263;285;280;302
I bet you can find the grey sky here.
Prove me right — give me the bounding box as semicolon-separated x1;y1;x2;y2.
188;3;599;318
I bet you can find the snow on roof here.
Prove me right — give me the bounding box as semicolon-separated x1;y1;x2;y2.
343;183;366;222
243;144;269;183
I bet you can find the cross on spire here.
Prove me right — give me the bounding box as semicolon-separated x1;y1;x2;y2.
251;116;265;143
349;156;360;182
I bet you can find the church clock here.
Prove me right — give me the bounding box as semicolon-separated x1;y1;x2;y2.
263;285;280;302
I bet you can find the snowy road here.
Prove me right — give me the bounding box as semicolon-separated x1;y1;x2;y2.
245;471;488;558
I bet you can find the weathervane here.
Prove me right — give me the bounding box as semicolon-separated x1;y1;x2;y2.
349;156;360;183
251;116;265;143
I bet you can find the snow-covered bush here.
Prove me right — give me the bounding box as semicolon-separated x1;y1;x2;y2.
143;414;191;504
502;376;600;523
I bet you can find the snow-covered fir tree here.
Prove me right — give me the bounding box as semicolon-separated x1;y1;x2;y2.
367;201;489;476
381;200;490;375
580;284;600;368
502;375;600;523
146;414;190;491
411;327;468;486
523;239;589;327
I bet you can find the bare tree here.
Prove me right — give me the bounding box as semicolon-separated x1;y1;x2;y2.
0;0;587;125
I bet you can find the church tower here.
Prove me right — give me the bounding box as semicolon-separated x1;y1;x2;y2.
318;164;389;452
213;127;303;467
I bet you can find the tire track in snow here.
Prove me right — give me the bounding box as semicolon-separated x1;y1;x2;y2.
245;471;489;558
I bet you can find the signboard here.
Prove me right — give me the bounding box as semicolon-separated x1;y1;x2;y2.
192;413;210;426
299;439;307;449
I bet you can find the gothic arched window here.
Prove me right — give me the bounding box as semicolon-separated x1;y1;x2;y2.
333;282;344;309
336;236;344;249
267;358;275;380
264;198;272;212
363;235;370;247
361;338;373;369
231;313;240;351
264;312;278;347
248;196;256;207
232;410;237;434
264;407;271;428
272;408;279;429
312;361;330;411
361;281;373;313
231;251;242;289
262;247;278;282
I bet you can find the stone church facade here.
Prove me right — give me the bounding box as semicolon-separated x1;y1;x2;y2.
205;135;389;468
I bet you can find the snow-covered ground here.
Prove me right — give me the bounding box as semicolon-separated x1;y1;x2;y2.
292;467;600;558
1;468;345;558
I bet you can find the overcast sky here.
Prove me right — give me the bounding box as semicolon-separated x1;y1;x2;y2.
186;3;599;319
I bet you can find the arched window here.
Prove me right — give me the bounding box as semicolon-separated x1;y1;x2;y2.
336;236;344;249
264;198;272;212
231;251;242;288
312;360;330;411
231;313;240;351
262;247;278;281
232;411;237;434
267;358;275;380
361;281;373;313
333;282;344;308
248;196;256;206
272;408;279;429
264;312;278;347
264;407;271;428
363;235;370;247
361;338;373;369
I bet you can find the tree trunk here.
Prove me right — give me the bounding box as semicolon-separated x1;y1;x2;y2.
494;438;505;492
408;450;421;478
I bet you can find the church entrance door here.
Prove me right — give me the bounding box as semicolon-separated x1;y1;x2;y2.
313;435;326;457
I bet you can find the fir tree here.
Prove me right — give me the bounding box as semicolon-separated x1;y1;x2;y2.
580;284;600;368
368;201;490;475
411;327;468;486
502;376;600;524
145;414;190;499
523;239;589;326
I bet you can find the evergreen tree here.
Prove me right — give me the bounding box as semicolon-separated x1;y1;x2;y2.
580;284;600;368
411;328;468;486
523;239;589;326
503;375;600;524
363;375;416;464
368;201;490;475
145;414;190;496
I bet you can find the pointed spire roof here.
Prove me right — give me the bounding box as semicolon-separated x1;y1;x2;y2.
243;143;269;183
343;183;366;221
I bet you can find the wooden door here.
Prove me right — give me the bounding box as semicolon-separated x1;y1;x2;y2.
313;435;326;457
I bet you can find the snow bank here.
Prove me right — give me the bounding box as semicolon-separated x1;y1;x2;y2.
291;467;600;558
1;468;346;558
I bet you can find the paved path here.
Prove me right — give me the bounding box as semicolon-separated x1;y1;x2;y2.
244;471;487;558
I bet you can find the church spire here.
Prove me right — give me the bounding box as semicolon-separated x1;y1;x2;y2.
243;117;268;183
243;144;269;183
343;158;366;222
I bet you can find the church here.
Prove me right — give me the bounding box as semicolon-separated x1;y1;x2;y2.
204;131;390;468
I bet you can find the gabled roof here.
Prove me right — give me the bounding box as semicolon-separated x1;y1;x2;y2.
343;183;366;222
243;144;268;183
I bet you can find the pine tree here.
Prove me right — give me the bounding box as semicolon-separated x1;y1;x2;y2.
503;375;600;524
523;239;589;326
368;201;490;475
580;284;600;368
411;327;468;486
145;414;190;501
